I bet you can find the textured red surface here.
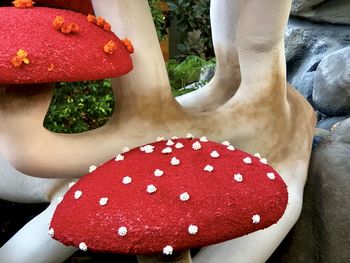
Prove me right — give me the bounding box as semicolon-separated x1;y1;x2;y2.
0;7;132;84
35;0;94;15
50;138;288;255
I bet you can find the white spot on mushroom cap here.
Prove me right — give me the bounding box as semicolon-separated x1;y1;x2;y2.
204;165;214;172
74;190;83;199
99;197;109;206
254;153;261;159
243;157;252;164
260;158;268;164
122;176;132;184
163;245;173;255
234;174;243;182
68;182;76;188
171;136;178;140
186;133;194;139
166;139;175;146
118;226;128;236
171;157;180;166
227;145;235;151
188;225;199;235
180;192;190;201
147;184;157;194
115;154;124;161
162;147;172;154
48;228;54;237
222;140;231;146
192;141;202;150
89;165;97;173
210;151;220;158
140;145;155;153
175;142;184;149
156;136;165;141
79;242;88;251
122;147;130;153
267;172;276;180
252;214;261;224
154;169;164;177
200;136;208;142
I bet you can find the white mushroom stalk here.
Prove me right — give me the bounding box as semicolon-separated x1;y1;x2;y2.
137;250;192;263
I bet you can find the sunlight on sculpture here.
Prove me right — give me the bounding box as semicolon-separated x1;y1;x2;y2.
0;0;316;262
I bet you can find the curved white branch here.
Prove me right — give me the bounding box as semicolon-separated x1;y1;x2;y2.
177;0;241;111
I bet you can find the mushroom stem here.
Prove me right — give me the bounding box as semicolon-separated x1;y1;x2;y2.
137;250;192;263
92;0;173;103
177;0;242;111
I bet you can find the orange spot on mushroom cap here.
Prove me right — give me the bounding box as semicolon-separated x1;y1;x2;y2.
96;16;106;27
16;49;28;59
104;40;117;55
13;0;34;8
69;23;80;33
11;56;23;67
52;16;65;30
103;22;111;32
87;14;96;24
88;14;111;32
48;63;54;71
11;49;30;67
121;38;134;54
59;22;79;34
60;23;72;34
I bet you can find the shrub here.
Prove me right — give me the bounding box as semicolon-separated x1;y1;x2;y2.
44;80;113;133
167;0;213;59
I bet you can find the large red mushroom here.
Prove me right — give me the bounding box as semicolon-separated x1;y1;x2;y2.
50;137;288;262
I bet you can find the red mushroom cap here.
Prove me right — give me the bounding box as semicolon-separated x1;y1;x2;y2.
0;7;132;84
50;138;288;255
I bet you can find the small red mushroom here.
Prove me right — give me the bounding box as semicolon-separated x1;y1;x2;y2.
50;138;288;260
0;6;133;83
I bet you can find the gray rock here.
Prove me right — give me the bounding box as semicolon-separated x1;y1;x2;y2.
292;0;350;25
317;115;350;130
312;46;350;116
286;19;349;104
268;118;350;263
291;0;325;13
285;27;308;63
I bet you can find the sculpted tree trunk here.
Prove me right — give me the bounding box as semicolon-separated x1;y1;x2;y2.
0;0;317;262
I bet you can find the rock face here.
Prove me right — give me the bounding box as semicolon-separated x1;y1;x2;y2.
291;0;325;13
313;47;350;116
286;19;350;104
317;115;349;130
268;118;350;263
292;0;350;25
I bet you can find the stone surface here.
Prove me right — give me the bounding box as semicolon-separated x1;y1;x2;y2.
317;115;349;130
291;0;325;13
292;0;350;25
268;118;350;263
313;47;350;116
286;19;350;104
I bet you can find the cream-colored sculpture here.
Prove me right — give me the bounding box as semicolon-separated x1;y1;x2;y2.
0;0;316;262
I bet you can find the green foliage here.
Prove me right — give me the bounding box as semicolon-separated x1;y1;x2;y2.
44;80;114;133
167;0;213;59
167;55;216;95
148;0;168;41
